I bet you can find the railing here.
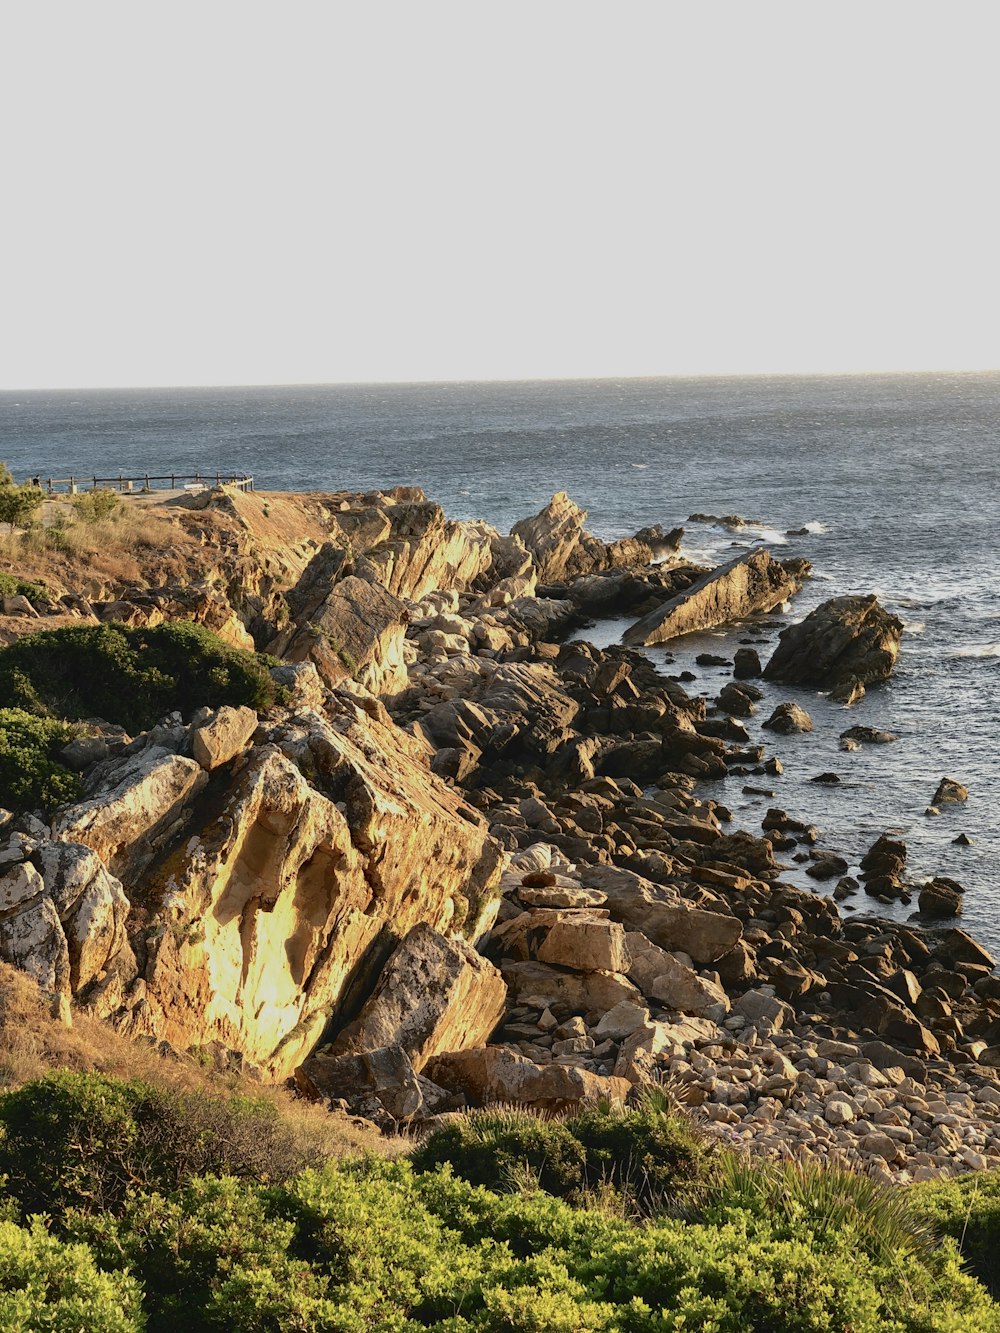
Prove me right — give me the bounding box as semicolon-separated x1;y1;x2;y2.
34;473;255;495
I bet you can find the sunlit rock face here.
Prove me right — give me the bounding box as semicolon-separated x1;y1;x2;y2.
123;703;504;1076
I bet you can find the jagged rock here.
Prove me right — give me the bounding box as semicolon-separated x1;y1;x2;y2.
425;1044;630;1111
592;999;651;1040
735;989;793;1030
762;702;813;734
33;842;131;994
578;866;742;964
271;575;409;698
52;748;208;883
763;594;903;700
511;492;657;583
932;778;968;806
296;1044;423;1120
120;705;503;1077
318;923;506;1072
918;878;964;920
623;550;807;646
191;706;259;771
717;683;757;717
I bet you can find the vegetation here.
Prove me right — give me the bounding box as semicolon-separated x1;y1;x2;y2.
0;573;51;610
0;483;44;534
915;1170;1000;1297
0;708;82;813
0;1069;996;1330
72;488;121;523
0;621;280;735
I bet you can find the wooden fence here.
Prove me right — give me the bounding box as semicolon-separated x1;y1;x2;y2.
34;473;255;495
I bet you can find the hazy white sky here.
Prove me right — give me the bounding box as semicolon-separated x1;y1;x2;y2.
2;2;998;389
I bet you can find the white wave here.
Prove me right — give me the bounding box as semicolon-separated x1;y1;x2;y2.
803;519;830;534
903;620;926;634
947;644;1000;659
738;523;788;546
631;462;648;469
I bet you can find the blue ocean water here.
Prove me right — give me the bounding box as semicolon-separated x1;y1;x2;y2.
1;374;998;952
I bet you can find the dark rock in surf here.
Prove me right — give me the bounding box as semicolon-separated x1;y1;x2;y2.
763;594;903;703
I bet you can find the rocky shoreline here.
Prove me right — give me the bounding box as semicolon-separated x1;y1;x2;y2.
0;483;997;1184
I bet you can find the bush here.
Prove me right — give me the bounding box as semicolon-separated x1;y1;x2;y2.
915;1170;1000;1297
0;485;43;533
0;620;279;733
0;573;51;610
68;1159;1000;1332
72;489;121;523
0;707;81;813
0;1071;325;1219
411;1098;713;1214
0;1217;142;1332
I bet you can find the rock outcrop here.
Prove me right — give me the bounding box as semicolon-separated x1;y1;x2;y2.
623;549;808;646
763;594;903;702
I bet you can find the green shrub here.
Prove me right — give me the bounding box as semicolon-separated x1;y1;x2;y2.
0;485;44;533
0;1217;142;1332
72;488;121;522
0;620;278;733
0;573;51;610
0;1071;324;1219
0;707;81;813
915;1170;1000;1297
411;1099;713;1214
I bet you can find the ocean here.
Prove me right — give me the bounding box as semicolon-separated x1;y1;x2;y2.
1;373;998;954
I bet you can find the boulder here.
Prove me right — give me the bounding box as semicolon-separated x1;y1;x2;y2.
918;878;964;920
932;778;968;806
762;702;813;734
271;574;409;698
191;706;259;771
763;594;903;700
648;955;730;1018
319;923;506;1072
499;960;642;1015
52;748;208;884
296;1044;423;1121
733;647;762;679
578;866;743;963
425;1045;630;1111
623;549;807;646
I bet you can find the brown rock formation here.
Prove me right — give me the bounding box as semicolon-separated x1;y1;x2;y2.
763;594;903;701
623;549;807;646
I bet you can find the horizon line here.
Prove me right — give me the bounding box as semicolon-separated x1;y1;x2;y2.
3;364;1000;395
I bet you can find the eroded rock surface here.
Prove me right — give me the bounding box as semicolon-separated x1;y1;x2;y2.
764;594;903;702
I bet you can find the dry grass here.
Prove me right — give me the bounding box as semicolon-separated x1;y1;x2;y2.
0;962;398;1163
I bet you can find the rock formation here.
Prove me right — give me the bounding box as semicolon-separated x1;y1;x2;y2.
623;549;809;646
763;594;903;702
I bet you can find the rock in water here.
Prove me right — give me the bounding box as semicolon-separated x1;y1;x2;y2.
918;878;964;919
931;778;968;805
763;594;903;701
623;550;808;647
762;702;813;734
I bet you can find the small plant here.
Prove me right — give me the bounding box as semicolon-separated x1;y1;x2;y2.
0;573;51;610
72;488;121;523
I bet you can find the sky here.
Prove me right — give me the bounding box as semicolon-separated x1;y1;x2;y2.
2;2;999;390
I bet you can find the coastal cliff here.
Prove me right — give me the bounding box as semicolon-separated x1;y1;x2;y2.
0;481;998;1182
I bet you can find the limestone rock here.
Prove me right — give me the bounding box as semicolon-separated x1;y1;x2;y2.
511;492;657;584
128;705;503;1077
493;908;630;974
272;575;409;698
52;748;208;883
426;1044;630;1111
578;866;743;964
648;955;730;1018
623;549;807;646
764;594;903;699
932;778;968;806
499;959;642;1016
319;923;506;1072
191;706;259;771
